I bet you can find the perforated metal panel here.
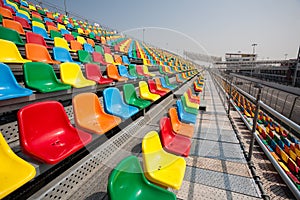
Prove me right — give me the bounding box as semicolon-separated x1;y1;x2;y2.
0;121;19;147
29;117;147;200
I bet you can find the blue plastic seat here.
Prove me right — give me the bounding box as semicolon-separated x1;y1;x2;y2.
103;87;139;120
0;63;32;100
83;43;94;53
118;65;136;79
60;28;70;35
160;77;175;90
32;26;52;40
176;100;196;124
53;47;81;64
122;55;130;65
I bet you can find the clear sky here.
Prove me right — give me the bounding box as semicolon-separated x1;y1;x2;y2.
29;0;300;60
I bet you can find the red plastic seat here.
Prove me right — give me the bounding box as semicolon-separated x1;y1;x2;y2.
147;79;167;96
17;101;92;164
13;16;31;29
64;33;75;42
85;63;114;84
136;65;150;77
92;52;108;65
159;117;191;157
187;88;200;104
26;32;51;49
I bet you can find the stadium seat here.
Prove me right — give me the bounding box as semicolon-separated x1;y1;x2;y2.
118;65;136;79
33;26;52;40
169;107;194;138
60;62;96;88
73;93;121;135
50;30;63;39
136;65;150;77
176;100;196;124
181;95;198;115
92;52;108;65
0;7;13;19
85;63;114;84
13;16;31;29
0;132;36;199
187;88;200;104
122;55;130;65
3;19;25;35
83;43;94;53
77;35;87;44
54;37;73;51
23;62;71;93
104;53;117;65
147;79;167;96
107;155;176;200
26;32;51;49
94;45;104;55
164;76;177;88
70;40;83;51
139;81;160;101
0;39;31;63
86;38;95;47
103;87;139;120
63;33;75;42
25;43;60;64
0;63;32;100
17;101;92;164
143;65;156;77
129;64;144;78
142;131;186;190
53;47;81;64
0;26;25;45
159;117;191;157
183;93;199;109
160;77;175;90
107;64;128;81
154;78;171;93
158;66;166;75
123;84;151;109
32;21;46;30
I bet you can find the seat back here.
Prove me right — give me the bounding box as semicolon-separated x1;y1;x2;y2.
0;39;31;63
25;43;59;64
123;84;138;104
114;54;122;65
83;43;94;53
86;38;95;47
118;65;132;78
13;16;31;29
64;33;75;42
70;40;83;51
94;45;104;55
0;26;25;45
85;63;104;82
78;50;93;63
32;21;46;29
142;131;163;154
169;107;181;130
107;64;126;80
23;62;59;85
103;87;126;111
54;37;71;51
60;62;87;83
92;52;106;64
3;19;25;35
26;31;48;47
0;7;13;19
128;64;140;77
33;26;51;39
53;47;74;63
160;117;175;146
139;81;151;94
77;35;86;44
104;53;115;64
50;30;63;39
122;55;130;65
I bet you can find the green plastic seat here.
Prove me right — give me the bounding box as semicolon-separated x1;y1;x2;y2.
158;65;166;74
78;50;99;63
50;30;63;39
108;156;176;200
0;26;25;46
23;62;71;93
94;45;104;55
71;31;80;38
123;84;151;109
181;95;198;115
165;76;177;88
129;64;143;78
32;16;43;23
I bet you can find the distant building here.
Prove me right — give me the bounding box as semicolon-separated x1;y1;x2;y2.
225;53;257;68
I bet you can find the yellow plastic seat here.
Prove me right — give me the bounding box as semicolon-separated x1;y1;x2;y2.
54;37;74;52
18;10;31;20
77;35;87;44
142;131;186;190
139;81;160;101
143;65;156;77
0;39;31;63
183;93;199;109
32;21;46;30
0;132;36;199
60;62;96;88
57;23;67;31
105;53;117;65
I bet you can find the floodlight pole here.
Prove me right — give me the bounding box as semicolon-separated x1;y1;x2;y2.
64;0;68;16
251;43;257;77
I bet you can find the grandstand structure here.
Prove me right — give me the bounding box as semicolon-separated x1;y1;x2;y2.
0;0;300;200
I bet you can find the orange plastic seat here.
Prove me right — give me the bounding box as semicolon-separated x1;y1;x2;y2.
25;43;60;64
86;38;95;47
0;39;31;63
0;7;13;19
169;107;194;138
0;132;36;199
70;40;83;51
113;54;123;65
154;78;171;93
107;64;128;81
73;93;122;134
17;101;92;164
3;19;25;35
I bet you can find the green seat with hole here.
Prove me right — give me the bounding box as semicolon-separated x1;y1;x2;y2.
123;84;151;109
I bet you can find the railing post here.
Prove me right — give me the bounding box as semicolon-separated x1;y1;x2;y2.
227;77;233;115
248;84;262;161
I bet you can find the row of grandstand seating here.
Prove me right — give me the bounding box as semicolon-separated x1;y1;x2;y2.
107;77;204;199
229;85;300;189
